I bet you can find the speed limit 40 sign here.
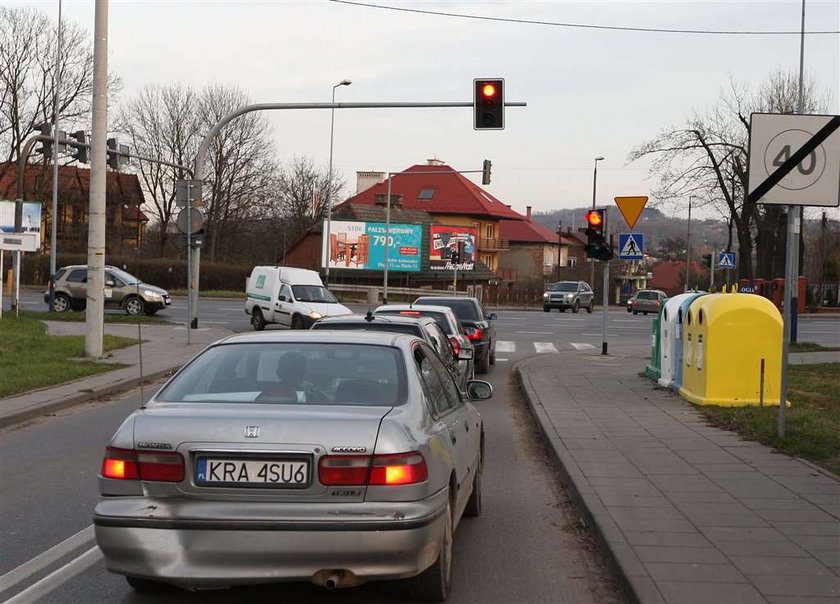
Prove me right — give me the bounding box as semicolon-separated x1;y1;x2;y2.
747;113;840;207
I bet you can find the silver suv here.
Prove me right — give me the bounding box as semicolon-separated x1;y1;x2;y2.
44;265;171;315
542;280;594;313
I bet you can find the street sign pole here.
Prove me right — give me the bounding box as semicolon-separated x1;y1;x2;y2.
602;209;609;356
186;182;192;345
710;248;715;291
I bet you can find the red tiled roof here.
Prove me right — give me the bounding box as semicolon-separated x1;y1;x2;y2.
500;219;578;244
649;260;709;296
337;163;525;220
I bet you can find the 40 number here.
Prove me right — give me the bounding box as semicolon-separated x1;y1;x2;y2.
773;144;817;175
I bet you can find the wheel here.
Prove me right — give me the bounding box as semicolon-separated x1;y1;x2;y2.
144;308;158;316
126;576;170;592
489;348;495;365
408;501;453;602
627;307;632;313
586;301;594;314
632;310;638;315
291;315;305;330
543;306;550;312
464;448;482;518
475;352;490;375
251;309;266;331
124;297;145;316
643;311;649;315
559;308;566;313
52;293;71;313
572;300;580;313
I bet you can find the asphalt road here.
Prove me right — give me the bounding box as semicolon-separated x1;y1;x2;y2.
0;316;626;603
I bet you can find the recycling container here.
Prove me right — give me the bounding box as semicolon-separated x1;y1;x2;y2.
644;305;665;381
658;292;704;390
679;293;784;406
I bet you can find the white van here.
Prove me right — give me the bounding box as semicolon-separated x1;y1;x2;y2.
245;266;352;330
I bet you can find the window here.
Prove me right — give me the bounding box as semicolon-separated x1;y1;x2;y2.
416;349;452;416
418;188;435;200
568;256;578;268
482;254;494;269
485;224;495;239
66;269;87;283
279;284;292;301
425;323;454;365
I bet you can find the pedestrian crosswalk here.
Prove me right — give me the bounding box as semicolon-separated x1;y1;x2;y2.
494;340;595;356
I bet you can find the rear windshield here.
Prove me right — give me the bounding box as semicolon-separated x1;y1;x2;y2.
549;282;577;292
157;343;405;406
311;322;421;337
292;285;337;303
637;291;659;300
375;309;452;334
415;298;481;322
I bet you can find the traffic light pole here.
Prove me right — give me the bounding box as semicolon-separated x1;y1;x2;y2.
602;258;610;355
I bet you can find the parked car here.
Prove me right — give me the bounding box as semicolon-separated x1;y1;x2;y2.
373;304;474;381
245;266;351;330
94;331;492;601
43;265;170;315
311;312;474;390
627;289;668;315
413;297;496;375
542;281;594;313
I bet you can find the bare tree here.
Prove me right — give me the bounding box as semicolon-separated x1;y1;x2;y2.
115;84;200;256
628;70;829;280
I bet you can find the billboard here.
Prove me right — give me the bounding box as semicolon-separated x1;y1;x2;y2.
0;201;43;247
323;220;422;272
429;225;477;271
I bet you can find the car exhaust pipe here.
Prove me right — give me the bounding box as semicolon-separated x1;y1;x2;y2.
324;571;343;589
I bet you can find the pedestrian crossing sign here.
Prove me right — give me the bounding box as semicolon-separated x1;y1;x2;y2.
718;251;736;269
618;233;644;260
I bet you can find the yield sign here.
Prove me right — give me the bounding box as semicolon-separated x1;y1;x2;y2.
614;196;648;229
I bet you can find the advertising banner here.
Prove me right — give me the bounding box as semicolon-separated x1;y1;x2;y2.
323;220;422;272
429;225;477;271
0;200;43;247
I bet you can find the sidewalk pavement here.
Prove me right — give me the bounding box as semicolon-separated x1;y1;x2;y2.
517;343;839;604
0;321;233;429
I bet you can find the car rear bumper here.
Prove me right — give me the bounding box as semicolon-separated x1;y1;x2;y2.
93;489;448;587
543;300;575;309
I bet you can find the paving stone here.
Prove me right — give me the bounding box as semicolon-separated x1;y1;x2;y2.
766;597;840;604
649;475;727;494
622;531;713;548
597;494;675;508
576;461;644;478
741;497;826;511
607;506;685;521
656;581;766;604
666;491;740;504
730;556;835;576
645;562;747;583
770;521;840;536
613;517;698;533
569;449;626;463
789;534;840;551
750;574;840;597
635;546;727;564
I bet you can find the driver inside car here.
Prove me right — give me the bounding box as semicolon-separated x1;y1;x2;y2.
257;352;324;403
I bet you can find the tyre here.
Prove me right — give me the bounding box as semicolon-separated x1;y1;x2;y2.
489;348;495;365
144;308;158;316
464;448;482;518
572;300;580;313
251;309;266;331
52;293;71;313
632;310;638;315
543;306;550;312
559;308;566;313
126;576;170;592
476;352;490;375
586;301;594;314
124;297;145;316
626;307;632;313
408;501;453;602
643;311;648;315
291;315;305;330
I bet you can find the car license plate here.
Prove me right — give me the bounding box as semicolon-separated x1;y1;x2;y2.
196;458;309;487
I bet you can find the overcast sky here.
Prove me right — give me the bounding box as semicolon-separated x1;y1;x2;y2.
14;0;840;221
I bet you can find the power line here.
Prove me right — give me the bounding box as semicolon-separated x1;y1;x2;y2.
330;0;840;36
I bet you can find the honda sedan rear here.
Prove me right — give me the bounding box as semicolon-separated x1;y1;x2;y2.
94;331;491;601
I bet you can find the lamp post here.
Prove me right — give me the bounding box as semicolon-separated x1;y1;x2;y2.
685;195;693;291
590;156;604;289
323;79;351;286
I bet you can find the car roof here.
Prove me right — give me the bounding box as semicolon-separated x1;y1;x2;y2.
217;330;419;347
314;313;434;326
415;296;480;304
374;304;457;316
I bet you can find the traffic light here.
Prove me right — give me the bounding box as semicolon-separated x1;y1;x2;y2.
474;78;504;130
35;123;52;158
584;209;612;261
107;138;130;170
701;253;712;268
70;131;89;163
482;159;492;185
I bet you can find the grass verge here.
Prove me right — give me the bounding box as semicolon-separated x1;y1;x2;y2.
789;341;840;353
17;310;170;325
700;363;840;476
0;315;136;398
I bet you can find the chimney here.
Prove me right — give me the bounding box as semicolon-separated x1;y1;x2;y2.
526;206;532;220
356;171;386;194
426;158;445;166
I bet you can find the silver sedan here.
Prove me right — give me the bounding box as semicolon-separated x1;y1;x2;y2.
94;331;492;601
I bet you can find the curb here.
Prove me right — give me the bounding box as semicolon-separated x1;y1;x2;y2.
516;356;662;604
0;365;181;430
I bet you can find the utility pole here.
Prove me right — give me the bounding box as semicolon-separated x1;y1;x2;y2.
590;157;604;287
685;195;693;291
49;0;64;312
85;0;108;358
601;209;610;356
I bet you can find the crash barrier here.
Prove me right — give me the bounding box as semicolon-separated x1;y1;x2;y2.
658;292;705;390
644;305;665;380
679;290;785;407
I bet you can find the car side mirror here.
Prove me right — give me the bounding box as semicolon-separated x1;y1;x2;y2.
105;280;115;287
488;313;497;321
278;295;287;302
458;348;474;360
465;380;493;401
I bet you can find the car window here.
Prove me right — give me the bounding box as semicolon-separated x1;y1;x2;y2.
52;268;67;281
414;347;452;416
425;323;454;363
105;271;125;287
415;298;481;322
311;322;420;337
425;345;463;407
280;284;292;300
107;267;140;285
157;343;405;406
376;309;452;334
549;282;577;292
637;291;658;300
66;269;87;283
291;285;337;303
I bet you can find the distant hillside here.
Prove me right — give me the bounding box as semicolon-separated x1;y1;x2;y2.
532;207;735;256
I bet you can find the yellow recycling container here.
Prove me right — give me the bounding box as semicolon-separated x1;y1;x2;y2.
679;293;784;407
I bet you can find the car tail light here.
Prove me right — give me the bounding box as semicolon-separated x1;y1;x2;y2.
656;300;661;307
466;327;484;341
399;311;421;315
449;336;461;355
101;446;184;482
318;451;428;486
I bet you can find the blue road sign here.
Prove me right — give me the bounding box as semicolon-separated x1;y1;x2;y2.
618;233;644;260
718;251;736;270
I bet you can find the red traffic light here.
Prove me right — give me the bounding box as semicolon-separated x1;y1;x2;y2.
585;210;603;227
481;83;497;98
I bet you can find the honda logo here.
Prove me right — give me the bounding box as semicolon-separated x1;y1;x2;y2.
244;426;260;438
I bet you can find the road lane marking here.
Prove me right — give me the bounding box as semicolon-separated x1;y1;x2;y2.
516;331;554;335
571;342;596;350
496;341;516;352
613;319;641;323
198;321;230;324
3;545;101;604
0;525;94;594
534;342;558;353
495;358;509;362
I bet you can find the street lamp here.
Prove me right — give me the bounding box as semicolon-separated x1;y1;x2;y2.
685;195;693;291
324;79;352;286
590;157;604;288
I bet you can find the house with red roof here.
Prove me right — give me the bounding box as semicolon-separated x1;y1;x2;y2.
497;206;579;283
0;162;148;254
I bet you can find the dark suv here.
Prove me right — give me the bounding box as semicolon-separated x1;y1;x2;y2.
542;281;594;313
413;296;496;374
44;265;171;315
